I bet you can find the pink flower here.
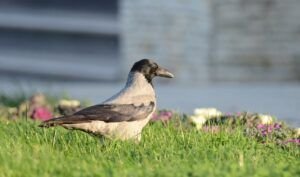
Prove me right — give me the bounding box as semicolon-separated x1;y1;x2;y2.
151;111;173;122
274;123;282;129
267;126;273;133
261;130;268;136
161;111;172;118
256;123;282;136
151;112;159;120
257;124;266;129
31;107;53;121
284;139;300;145
224;112;233;116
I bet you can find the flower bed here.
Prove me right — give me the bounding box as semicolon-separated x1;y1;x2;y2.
0;93;299;146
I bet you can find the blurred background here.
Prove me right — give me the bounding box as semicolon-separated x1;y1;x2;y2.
0;0;299;125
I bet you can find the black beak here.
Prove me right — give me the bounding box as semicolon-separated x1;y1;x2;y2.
156;67;174;78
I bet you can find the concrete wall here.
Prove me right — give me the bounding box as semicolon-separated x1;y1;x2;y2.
120;0;300;83
120;0;212;83
0;1;120;82
212;0;300;82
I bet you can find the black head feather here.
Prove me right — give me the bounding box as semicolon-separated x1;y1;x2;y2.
130;59;159;83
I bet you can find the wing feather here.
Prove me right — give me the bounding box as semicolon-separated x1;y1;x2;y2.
40;102;155;127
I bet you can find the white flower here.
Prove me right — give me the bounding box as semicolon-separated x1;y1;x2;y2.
69;100;80;107
59;99;80;107
189;115;207;130
8;107;17;114
189;108;222;130
296;128;300;136
194;108;222;119
258;114;273;124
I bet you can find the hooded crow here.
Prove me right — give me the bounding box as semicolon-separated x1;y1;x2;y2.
40;59;174;142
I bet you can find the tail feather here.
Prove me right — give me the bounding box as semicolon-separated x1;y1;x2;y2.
39;114;89;128
39;116;66;128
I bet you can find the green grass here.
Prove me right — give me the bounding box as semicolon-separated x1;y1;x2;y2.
0;119;299;177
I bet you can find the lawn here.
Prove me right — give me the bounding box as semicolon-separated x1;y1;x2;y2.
0;119;299;177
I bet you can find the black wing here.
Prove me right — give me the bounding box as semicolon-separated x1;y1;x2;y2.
40;102;155;127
